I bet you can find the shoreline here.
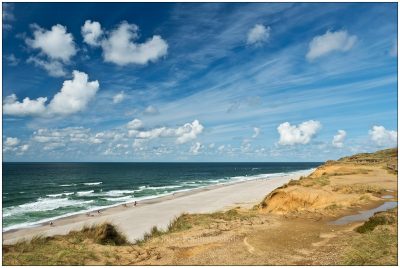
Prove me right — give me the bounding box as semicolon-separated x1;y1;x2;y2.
3;168;315;233
3;169;313;245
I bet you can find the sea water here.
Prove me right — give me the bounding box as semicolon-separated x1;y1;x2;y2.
3;162;320;231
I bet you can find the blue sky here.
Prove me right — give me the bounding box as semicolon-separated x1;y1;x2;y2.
2;3;398;162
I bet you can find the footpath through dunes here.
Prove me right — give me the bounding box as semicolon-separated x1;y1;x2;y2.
3;148;398;265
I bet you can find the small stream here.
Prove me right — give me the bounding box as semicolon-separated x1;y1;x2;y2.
331;201;398;225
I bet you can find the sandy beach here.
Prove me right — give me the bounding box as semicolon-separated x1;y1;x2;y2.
3;169;312;245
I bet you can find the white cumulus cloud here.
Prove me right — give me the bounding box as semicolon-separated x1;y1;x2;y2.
175;120;204;144
5;137;20;147
112;91;125;104
27;56;67;77
144;105;159;115
20;144;30;152
369;126;397;147
3;94;47;116
190;142;202;155
247;24;270;45
26;24;77;62
81;20;103;46
332;130;346;148
47;71;99;115
101;21;168;66
277;120;322;145
132;120;204;144
306;30;357;61
3;70;99;117
127;118;143;130
3;137;30;154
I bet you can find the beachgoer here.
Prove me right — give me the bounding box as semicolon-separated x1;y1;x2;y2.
134;201;137;207
49;221;53;226
97;210;101;214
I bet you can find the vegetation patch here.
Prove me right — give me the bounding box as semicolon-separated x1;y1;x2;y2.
135;209;253;245
355;209;397;233
287;179;301;186
3;235;99;265
324;203;343;210
341;227;397;265
341;208;397;265
332;184;384;194
301;175;330;187
79;223;128;245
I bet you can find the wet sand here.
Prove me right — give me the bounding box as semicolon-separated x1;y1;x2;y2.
3;169;312;245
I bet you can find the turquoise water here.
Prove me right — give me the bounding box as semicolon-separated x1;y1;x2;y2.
3;162;319;231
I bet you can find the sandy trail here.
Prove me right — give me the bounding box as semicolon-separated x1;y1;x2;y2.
3;170;312;245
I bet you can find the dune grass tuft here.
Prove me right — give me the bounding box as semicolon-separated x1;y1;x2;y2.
341;208;397;265
355;209;397;234
3;223;128;265
342;227;397;265
135;213;193;245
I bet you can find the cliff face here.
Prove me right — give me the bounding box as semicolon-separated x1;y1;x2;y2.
260;148;397;216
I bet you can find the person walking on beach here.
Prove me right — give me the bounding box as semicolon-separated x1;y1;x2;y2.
49;221;54;227
134;201;137;207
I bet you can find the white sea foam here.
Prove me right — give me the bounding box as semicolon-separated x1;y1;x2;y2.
76;190;95;196
230;172;287;182
46;192;75;197
104;196;133;202
83;182;102;186
3;198;93;217
103;190;135;197
60;184;76;187
141;185;182;190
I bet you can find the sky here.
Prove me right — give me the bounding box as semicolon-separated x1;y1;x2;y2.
2;2;398;162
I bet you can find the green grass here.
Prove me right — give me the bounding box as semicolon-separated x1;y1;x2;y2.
65;223;128;246
324;203;343;210
355;210;396;234
341;208;398;265
302;175;330;187
341;227;397;265
287;179;301;186
332;184;384;194
3;235;99;265
134;209;255;245
3;223;127;265
135;213;193;245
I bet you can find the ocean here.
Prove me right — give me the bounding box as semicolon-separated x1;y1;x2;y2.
3;162;320;231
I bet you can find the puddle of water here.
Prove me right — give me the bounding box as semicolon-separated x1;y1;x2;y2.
382;195;394;199
331;201;398;225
